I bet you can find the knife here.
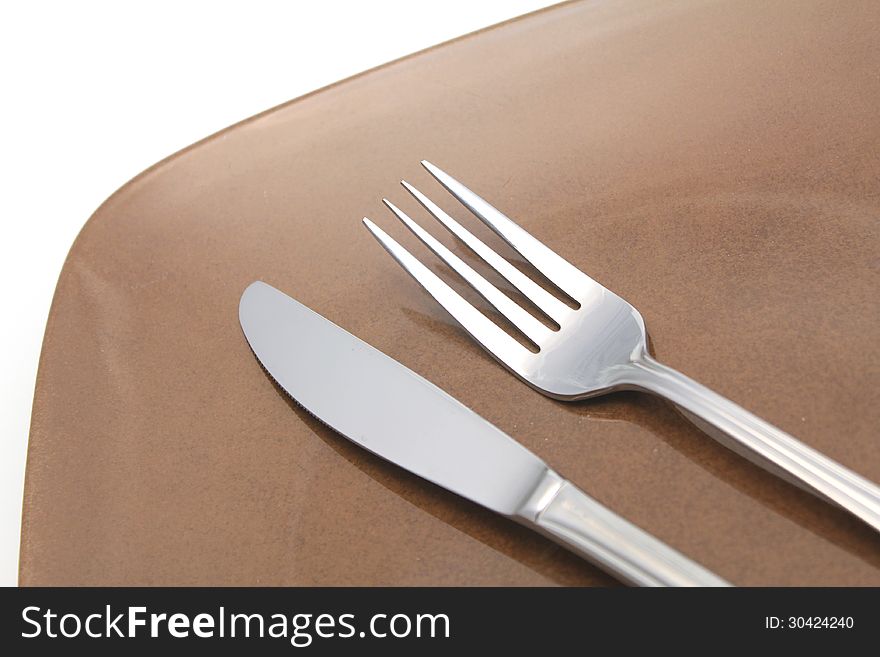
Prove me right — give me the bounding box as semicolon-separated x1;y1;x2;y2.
239;281;730;586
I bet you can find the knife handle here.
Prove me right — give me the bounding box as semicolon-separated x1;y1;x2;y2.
517;470;730;587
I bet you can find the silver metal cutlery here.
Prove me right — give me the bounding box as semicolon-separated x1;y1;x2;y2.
363;160;880;533
239;281;729;586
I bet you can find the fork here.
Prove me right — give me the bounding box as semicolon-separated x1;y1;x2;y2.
362;160;880;533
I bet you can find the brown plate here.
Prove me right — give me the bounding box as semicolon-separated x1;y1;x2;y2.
20;0;880;585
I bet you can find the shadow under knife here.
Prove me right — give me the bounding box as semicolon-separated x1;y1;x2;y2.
266;379;618;587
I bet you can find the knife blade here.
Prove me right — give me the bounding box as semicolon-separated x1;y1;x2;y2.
239;281;729;586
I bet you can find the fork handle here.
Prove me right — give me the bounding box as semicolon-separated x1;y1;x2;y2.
517;470;730;586
625;354;880;532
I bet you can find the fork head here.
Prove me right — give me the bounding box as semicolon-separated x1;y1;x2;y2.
363;161;648;400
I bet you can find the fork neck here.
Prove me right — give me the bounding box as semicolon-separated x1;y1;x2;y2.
615;353;880;531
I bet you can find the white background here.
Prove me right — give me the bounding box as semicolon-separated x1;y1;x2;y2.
0;0;555;586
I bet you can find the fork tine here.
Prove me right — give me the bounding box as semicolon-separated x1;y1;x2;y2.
382;199;552;346
421;160;594;301
363;218;532;368
400;180;570;325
